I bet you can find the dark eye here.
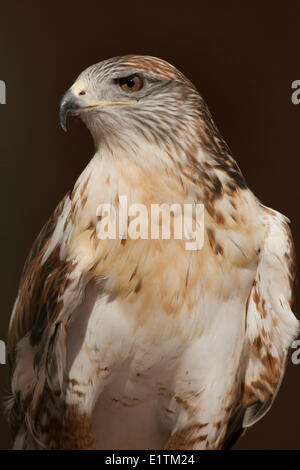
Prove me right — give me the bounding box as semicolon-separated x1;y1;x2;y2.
119;75;143;93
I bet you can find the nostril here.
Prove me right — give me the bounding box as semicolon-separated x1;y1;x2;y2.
79;90;86;96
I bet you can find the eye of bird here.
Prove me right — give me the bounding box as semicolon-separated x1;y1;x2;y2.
119;75;143;93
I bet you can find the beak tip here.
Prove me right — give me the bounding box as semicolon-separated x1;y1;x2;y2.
59;104;68;132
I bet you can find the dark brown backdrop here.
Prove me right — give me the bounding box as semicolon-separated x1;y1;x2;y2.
0;1;299;450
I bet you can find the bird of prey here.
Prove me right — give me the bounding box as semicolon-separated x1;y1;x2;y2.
6;55;298;450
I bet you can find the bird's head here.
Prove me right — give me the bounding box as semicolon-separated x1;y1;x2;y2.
59;55;202;156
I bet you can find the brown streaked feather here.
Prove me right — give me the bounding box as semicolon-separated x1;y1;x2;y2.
222;208;298;447
7;193;87;444
164;423;208;450
8;194;71;357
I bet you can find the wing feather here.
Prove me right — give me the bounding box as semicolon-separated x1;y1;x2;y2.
7;193;88;446
223;206;298;448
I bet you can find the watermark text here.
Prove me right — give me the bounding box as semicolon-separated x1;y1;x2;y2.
0;80;6;104
96;197;204;251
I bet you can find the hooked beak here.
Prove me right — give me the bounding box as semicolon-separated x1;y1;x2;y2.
59;79;137;131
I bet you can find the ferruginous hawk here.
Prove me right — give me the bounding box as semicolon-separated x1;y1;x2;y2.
6;55;298;450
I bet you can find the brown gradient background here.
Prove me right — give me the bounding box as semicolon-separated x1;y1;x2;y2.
0;1;299;450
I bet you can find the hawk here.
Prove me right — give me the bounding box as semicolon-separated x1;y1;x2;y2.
6;55;298;450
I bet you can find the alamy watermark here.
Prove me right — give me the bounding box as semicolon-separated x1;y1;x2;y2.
0;79;6;363
0;340;5;364
291;80;300;104
0;80;6;104
95;196;204;251
291;340;300;364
